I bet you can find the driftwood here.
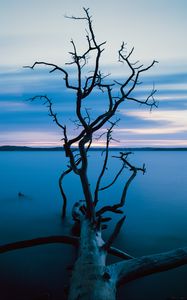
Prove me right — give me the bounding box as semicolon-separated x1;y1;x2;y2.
1;214;187;300
1;7;186;300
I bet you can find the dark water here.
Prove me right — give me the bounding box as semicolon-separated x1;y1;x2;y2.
0;151;187;300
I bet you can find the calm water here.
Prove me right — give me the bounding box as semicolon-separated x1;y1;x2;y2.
0;151;187;300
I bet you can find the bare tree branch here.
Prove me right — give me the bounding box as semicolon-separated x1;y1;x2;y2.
28;95;83;176
26;9;158;227
99;163;125;191
65;8;106;101
97;152;145;216
59;168;72;218
118;152;145;207
125;85;158;110
111;247;187;285
109;247;135;260
94;120;119;206
0;236;79;254
21;9;187;299
0;234;134;261
103;216;126;251
24;62;78;90
78;133;95;220
29;95;66;132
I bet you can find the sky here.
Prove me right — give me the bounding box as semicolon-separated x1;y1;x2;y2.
0;0;187;147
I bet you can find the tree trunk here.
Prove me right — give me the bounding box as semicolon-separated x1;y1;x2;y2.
0;219;187;299
68;219;117;300
68;217;187;300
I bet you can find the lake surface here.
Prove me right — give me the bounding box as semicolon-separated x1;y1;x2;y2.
0;150;187;300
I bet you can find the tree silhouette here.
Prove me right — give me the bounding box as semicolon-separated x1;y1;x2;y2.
1;8;187;300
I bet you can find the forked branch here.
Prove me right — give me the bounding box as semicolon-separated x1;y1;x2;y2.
97;152;145;216
118;41;158;110
24;62;78;91
28;95;66;133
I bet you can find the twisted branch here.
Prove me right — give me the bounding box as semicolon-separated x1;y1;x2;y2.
97;152;145;216
24;62;78;90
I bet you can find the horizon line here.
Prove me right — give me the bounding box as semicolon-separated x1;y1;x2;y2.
1;145;187;151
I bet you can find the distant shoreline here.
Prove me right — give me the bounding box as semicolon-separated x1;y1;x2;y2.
1;145;187;151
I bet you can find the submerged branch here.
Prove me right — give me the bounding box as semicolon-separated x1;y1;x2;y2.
103;216;126;251
109;247;135;260
59;168;72;218
0;235;79;254
0;233;134;261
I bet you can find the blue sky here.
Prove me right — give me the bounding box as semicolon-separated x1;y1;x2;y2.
0;0;187;147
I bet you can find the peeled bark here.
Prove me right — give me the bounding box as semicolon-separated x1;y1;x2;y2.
67;199;187;300
68;219;117;300
0;219;187;300
68;218;187;300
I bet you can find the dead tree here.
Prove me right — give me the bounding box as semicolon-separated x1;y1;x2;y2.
1;8;187;300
